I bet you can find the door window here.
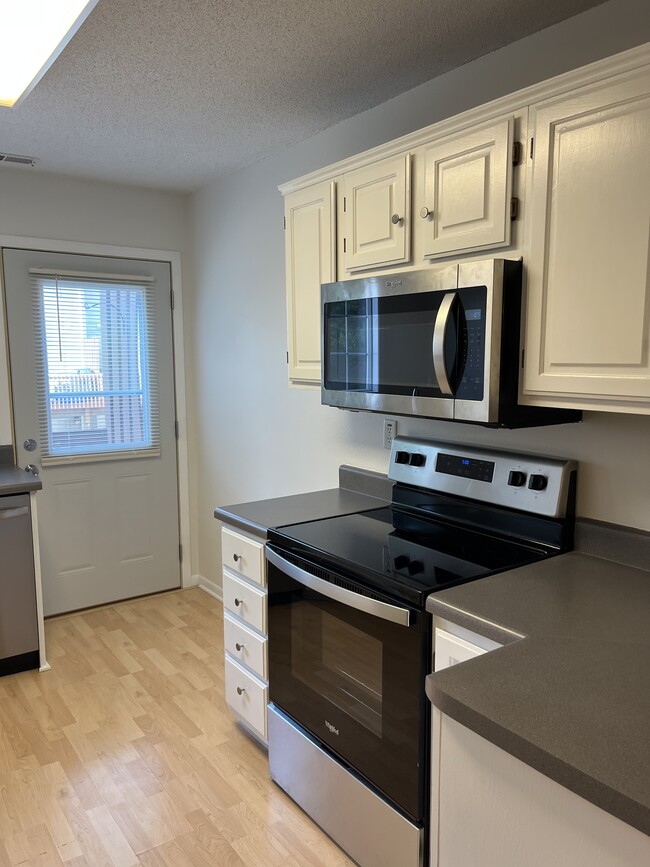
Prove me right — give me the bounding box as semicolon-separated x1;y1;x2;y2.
33;274;158;462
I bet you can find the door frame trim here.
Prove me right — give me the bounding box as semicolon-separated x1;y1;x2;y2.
0;234;193;589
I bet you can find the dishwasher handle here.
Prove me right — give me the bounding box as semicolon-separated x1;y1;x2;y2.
266;546;412;627
0;506;29;520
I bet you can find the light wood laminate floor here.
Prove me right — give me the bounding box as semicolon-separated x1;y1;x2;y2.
0;588;354;866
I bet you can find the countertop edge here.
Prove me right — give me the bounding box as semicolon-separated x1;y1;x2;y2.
426;677;650;837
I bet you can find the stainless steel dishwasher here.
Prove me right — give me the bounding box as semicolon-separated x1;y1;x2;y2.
0;493;39;675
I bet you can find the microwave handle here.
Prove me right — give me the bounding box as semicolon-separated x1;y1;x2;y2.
266;547;412;627
432;291;456;396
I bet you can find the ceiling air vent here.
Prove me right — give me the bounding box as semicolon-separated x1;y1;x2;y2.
0;152;38;167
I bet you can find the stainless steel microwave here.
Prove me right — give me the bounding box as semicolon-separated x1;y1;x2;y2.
321;258;580;428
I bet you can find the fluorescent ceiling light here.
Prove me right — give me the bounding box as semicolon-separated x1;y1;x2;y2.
0;0;100;108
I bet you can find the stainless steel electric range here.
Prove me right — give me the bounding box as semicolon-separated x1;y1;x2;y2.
265;437;577;867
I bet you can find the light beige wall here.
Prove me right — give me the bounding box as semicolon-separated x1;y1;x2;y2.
191;0;650;585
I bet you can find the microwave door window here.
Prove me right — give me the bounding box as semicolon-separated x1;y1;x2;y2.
324;292;454;397
325;299;377;391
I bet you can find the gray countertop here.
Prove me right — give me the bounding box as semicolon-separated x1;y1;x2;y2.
0;464;42;495
426;550;650;836
214;487;388;537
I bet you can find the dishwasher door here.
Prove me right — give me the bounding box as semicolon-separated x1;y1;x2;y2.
0;493;39;673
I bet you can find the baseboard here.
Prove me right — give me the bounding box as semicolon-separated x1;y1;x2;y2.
197;575;222;601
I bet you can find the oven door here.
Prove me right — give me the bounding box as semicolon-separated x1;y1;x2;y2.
267;546;429;822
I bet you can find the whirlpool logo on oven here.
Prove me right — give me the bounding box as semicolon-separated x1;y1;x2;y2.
325;720;340;736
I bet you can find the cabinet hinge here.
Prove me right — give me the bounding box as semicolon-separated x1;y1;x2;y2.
283;216;286;229
510;197;520;220
343;237;347;253
170;288;175;309
343;197;347;213
529;137;534;160
521;348;525;368
286;351;289;364
178;543;183;563
512;141;522;165
174;420;179;440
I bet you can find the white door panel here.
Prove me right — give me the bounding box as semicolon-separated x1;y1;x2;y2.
3;249;180;615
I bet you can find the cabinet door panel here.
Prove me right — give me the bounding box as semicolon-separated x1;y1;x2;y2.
344;153;410;271
284;181;336;383
524;70;650;405
422;119;513;258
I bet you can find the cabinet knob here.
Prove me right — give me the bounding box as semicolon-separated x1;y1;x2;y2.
234;597;242;607
233;553;241;562
235;642;245;651
420;206;432;219
391;213;403;225
236;686;246;696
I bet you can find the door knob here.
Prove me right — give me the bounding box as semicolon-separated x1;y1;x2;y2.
391;213;403;225
420;207;432;219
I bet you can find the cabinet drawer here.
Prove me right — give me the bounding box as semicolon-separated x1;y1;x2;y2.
221;526;265;587
225;655;268;741
222;570;267;634
224;612;267;679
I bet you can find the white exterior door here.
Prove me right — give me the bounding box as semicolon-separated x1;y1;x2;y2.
3;249;180;615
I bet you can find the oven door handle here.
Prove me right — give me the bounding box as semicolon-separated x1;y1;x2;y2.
266;547;412;627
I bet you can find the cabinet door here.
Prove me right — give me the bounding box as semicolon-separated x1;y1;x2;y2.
421;118;514;258
523;68;650;408
284;181;336;384
343;153;410;271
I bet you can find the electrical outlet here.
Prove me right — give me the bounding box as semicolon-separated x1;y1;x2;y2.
383;418;397;450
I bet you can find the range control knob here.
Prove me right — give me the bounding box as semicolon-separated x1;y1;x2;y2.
395;450;410;464
409;453;426;467
507;470;527;488
528;474;548;491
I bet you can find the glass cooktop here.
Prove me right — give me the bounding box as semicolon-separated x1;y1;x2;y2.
268;506;553;608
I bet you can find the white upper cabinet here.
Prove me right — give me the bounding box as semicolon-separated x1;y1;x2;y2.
284;181;336;384
420;118;515;259
523;66;650;410
342;153;411;271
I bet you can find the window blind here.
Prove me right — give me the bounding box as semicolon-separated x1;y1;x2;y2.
30;270;159;463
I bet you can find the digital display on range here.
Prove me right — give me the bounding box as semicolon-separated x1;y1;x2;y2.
436;453;495;483
465;309;482;320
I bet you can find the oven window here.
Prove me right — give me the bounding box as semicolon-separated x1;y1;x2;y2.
292;601;383;738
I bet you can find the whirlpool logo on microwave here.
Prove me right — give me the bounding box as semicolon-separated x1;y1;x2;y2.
325;720;340;736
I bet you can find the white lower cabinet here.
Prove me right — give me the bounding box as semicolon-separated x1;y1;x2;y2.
220;524;269;744
435;715;650;867
430;622;649;866
224;655;269;742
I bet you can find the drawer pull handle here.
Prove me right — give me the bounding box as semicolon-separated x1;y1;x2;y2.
234;597;242;607
233;553;241;562
235;642;245;651
236;686;246;696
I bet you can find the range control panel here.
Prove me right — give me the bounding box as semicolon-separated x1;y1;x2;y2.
389;436;576;518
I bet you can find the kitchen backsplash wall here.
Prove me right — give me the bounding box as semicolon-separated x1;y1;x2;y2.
191;0;650;584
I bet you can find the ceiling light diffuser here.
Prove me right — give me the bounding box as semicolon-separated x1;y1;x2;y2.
0;0;100;108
